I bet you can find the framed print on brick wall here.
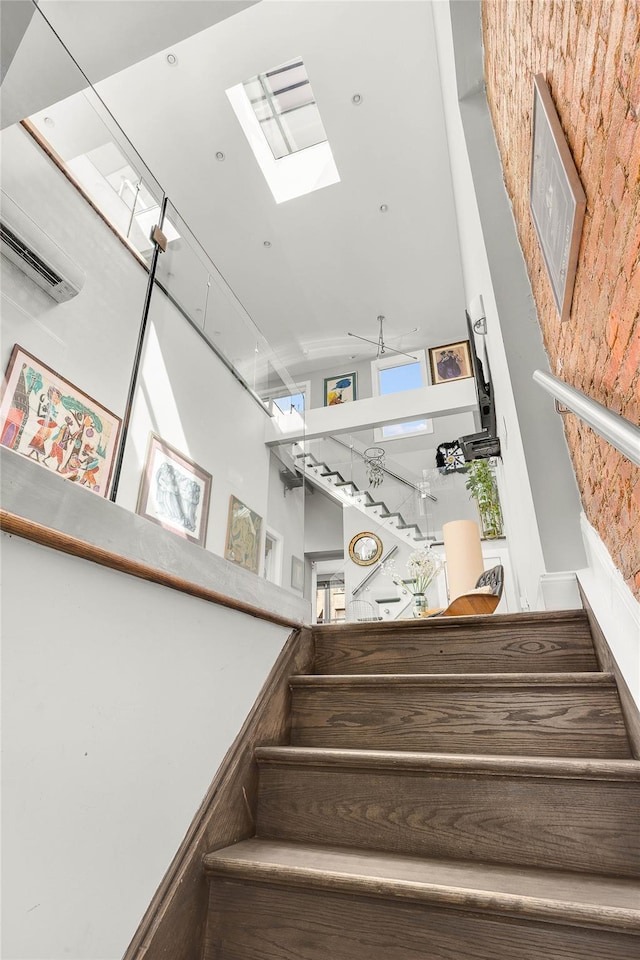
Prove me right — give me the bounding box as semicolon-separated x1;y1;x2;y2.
530;74;586;322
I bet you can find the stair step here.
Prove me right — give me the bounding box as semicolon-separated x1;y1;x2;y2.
204;839;640;934
203;843;640;960
255;747;640;877
313;610;599;675
289;673;631;758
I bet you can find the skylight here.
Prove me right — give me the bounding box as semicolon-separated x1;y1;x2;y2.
227;57;340;204
243;59;328;160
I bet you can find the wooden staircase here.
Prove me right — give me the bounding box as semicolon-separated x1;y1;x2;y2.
202;610;640;959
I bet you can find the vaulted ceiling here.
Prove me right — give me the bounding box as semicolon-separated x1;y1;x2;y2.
14;0;471;380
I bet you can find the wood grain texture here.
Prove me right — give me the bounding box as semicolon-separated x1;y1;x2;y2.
578;580;640;759
203;839;640;933
121;627;314;960
255;751;640;877
313;612;598;675
289;674;632;758
0;509;300;628
203;879;639;960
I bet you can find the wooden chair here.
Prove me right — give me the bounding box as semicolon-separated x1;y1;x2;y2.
428;564;504;617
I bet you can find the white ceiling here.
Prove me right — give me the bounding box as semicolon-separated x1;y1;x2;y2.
17;0;469;381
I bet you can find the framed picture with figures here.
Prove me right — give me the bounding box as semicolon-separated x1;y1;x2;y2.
137;433;212;546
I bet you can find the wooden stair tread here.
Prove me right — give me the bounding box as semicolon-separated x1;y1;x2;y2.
204;839;640;933
291;672;617;688
255;745;640;780
313;609;592;635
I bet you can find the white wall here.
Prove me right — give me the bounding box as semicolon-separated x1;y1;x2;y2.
1;532;291;960
264;450;306;592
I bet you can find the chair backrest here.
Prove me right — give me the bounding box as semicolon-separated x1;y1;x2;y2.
475;564;504;598
346;600;379;622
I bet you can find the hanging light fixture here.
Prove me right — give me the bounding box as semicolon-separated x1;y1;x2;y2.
364;446;385;488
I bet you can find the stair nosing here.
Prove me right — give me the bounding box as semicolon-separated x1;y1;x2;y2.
289;672;617;689
254;745;640;780
203;840;640;935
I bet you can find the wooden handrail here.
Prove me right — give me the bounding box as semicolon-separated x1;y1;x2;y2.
0;510;301;629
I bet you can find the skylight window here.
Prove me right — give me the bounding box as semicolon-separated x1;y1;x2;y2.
243;60;328;160
227;57;340;204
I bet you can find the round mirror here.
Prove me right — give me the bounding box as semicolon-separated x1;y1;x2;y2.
348;531;383;566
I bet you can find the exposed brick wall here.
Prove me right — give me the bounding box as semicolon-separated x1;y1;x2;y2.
482;0;640;600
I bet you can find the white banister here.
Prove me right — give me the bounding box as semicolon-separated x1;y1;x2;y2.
533;370;640;467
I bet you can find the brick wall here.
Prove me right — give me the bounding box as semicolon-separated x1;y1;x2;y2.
482;0;640;600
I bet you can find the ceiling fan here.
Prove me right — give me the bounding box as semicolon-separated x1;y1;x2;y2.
347;315;418;361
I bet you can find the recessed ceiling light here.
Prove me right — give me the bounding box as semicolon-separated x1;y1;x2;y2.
351;94;363;105
215;151;225;161
43;116;55;127
379;203;389;213
166;53;178;65
263;240;272;247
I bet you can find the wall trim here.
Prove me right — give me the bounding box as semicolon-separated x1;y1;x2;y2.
0;509;300;630
578;513;640;710
122;625;314;960
578;581;640;759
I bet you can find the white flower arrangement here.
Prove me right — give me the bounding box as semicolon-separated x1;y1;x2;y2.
382;545;442;596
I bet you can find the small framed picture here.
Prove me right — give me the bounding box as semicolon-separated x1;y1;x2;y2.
225;495;263;573
291;555;304;591
0;343;122;497
137;433;212;546
428;341;473;385
324;372;357;406
530;73;586;322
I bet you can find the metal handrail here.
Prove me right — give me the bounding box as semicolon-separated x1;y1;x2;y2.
533;370;640;467
352;545;398;597
326;436;438;502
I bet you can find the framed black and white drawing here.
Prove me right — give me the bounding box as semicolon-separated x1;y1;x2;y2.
137;433;212;546
530;74;586;322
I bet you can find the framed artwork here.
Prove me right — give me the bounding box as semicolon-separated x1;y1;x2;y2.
136;433;212;546
324;372;357;406
428;341;473;385
291;555;304;591
530;73;586;322
0;343;121;497
225;495;263;573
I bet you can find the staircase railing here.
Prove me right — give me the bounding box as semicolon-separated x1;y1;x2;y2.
329;436;438;501
352;545;398;597
533;370;640;466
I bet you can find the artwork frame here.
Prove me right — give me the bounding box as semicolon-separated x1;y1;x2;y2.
137;433;212;546
0;343;122;497
225;495;263;574
428;341;473;385
291;555;304;591
530;73;586;322
324;372;357;406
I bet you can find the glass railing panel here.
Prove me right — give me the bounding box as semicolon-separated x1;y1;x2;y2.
2;5;306;599
1;13;152;502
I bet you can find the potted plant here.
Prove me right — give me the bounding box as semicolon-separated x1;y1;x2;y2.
465;459;504;539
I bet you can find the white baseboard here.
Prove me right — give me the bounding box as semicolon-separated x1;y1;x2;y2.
578;514;640;709
538;572;582;610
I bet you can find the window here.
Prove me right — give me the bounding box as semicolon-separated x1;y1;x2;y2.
226;58;340;204
243;60;328;160
262;381;310;418
372;351;434;441
316;578;345;624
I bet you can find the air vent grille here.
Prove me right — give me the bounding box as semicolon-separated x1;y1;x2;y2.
0;221;62;287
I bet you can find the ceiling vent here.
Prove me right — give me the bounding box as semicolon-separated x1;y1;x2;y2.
0;192;85;302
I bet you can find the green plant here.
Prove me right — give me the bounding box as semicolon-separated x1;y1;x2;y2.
465;459;503;539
